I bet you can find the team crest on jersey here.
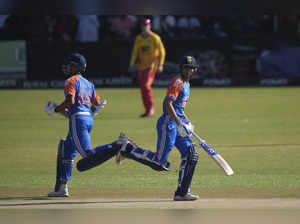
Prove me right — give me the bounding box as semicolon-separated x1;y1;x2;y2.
141;46;149;52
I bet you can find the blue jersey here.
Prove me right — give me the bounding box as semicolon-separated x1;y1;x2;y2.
64;74;99;115
163;75;190;117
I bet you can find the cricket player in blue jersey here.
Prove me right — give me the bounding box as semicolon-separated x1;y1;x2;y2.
116;56;199;201
45;53;128;197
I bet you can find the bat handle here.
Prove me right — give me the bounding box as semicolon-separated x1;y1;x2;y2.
191;131;203;142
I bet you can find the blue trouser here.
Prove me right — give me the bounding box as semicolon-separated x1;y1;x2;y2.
60;114;116;181
123;115;192;165
156;115;193;164
124;114;196;194
131;115;192;164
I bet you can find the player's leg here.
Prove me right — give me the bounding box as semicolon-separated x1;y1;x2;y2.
53;138;64;192
155;115;176;166
117;116;174;171
74;115;124;172
49;115;91;197
48;135;77;197
138;69;150;115
138;68;156;117
76;139;124;172
173;135;199;201
117;137;171;171
145;68;156;115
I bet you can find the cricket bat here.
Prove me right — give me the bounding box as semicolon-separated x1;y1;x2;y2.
191;131;234;176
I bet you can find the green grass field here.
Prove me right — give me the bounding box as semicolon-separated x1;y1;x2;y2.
0;87;300;199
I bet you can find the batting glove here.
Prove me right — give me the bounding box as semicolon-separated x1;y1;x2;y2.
91;99;107;117
44;101;57;115
178;122;194;137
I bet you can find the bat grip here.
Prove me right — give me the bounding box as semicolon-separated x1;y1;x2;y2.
191;131;203;142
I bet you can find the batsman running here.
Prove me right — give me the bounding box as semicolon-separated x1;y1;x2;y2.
116;56;199;201
44;53;128;197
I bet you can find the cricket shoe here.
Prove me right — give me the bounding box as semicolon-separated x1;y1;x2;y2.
115;133;137;165
173;192;199;201
48;184;69;197
140;108;154;118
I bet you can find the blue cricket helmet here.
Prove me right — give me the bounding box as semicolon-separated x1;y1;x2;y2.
64;53;87;72
180;56;198;69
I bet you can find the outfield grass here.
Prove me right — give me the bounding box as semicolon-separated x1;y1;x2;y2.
0;87;299;199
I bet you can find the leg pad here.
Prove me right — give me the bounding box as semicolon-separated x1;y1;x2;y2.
121;145;171;171
175;143;198;196
77;144;121;172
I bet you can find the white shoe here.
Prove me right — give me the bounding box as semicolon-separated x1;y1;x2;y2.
174;193;199;201
115;133;138;165
115;133;129;165
48;184;69;197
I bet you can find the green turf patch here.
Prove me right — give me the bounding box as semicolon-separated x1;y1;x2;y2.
0;87;299;198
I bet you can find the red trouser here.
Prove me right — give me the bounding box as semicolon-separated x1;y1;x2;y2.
138;67;157;113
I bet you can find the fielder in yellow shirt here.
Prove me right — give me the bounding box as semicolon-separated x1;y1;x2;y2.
129;18;166;117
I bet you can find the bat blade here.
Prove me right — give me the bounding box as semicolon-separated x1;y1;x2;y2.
191;131;234;176
212;154;234;176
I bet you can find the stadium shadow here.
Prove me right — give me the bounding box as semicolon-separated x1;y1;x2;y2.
0;196;50;201
0;199;172;207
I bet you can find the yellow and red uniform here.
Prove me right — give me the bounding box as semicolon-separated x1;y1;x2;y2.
129;31;165;71
129;31;166;115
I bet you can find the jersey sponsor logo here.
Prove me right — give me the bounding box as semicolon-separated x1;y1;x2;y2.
141;46;150;52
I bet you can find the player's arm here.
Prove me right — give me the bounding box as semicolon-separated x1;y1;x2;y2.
90;89;101;112
90;90;106;116
165;97;181;125
182;112;190;122
92;94;101;107
165;79;181;124
54;94;74;117
128;38;139;72
55;95;74;113
45;77;76;118
165;79;193;136
158;37;166;67
166;99;193;137
56;76;76;115
157;37;165;72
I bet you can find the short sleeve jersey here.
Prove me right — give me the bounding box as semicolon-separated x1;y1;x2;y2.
163;76;190;117
129;31;165;71
64;74;99;115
